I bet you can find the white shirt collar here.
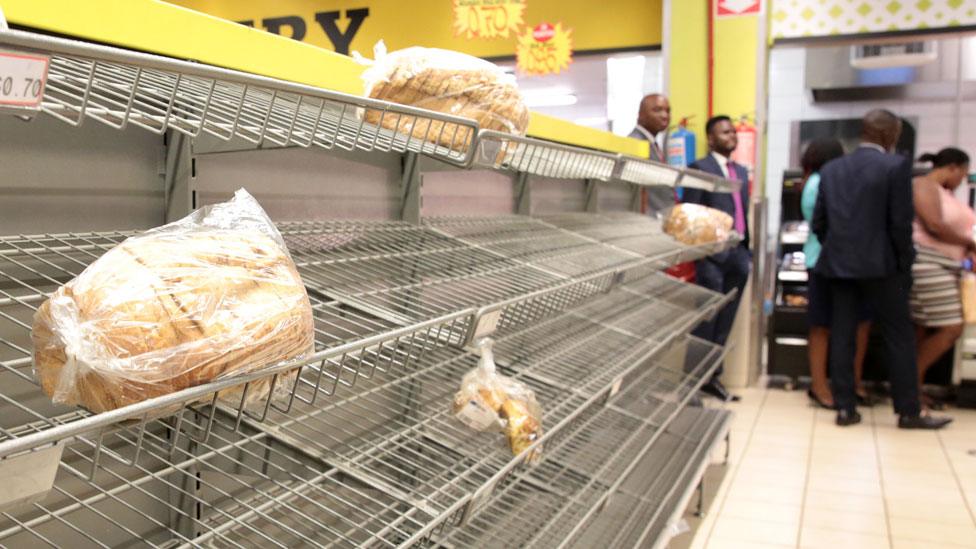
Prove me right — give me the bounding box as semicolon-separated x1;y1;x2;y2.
711;151;732;178
633;124;655;142
859;142;887;153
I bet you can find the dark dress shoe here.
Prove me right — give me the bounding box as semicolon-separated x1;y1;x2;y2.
807;388;835;410
898;415;952;430
855;392;878;407
836;409;862;426
700;379;741;402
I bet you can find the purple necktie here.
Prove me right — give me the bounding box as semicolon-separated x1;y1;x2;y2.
727;160;746;234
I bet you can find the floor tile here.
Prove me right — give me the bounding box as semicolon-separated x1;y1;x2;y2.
715;499;802;525
888;516;976;546
891;539;976;549
687;388;976;549
723;479;805;506
801;506;887;536
799;526;889;549
709;516;799;546
886;496;976;526
807;461;880;481
883;479;964;500
706;538;796;549
803;472;882;496
733;469;807;489
803;489;887;516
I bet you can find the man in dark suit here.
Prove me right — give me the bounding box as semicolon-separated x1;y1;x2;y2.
682;115;750;402
629;94;674;212
813;109;951;429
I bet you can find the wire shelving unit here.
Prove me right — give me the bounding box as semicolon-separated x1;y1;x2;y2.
0;24;742;549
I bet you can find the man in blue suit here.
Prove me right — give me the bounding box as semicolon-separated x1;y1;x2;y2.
682;115;750;402
813;109;951;429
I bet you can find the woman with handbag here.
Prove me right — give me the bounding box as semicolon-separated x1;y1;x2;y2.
911;147;975;410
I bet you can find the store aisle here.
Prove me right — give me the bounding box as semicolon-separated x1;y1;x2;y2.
687;387;976;549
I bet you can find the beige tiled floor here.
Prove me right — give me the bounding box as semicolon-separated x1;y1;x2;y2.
688;386;976;549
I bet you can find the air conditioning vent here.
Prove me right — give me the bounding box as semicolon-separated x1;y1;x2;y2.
850;41;937;69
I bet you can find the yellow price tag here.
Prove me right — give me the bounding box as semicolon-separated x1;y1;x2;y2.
516;22;573;76
453;0;526;40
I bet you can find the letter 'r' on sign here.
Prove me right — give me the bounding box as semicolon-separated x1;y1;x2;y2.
715;0;761;17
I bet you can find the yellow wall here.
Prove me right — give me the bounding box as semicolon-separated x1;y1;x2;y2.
712;13;758;125
667;1;708;158
170;0;663;57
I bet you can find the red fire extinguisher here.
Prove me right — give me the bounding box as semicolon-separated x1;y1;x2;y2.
732;116;757;194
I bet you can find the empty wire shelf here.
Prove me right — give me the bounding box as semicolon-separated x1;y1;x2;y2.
616;157;742;195
431;336;727;549
539;212;741;266
0;29;478;165
0;213;732;548
474;130;618;181
0;212;723;472
571;406;732;549
118;274;728;547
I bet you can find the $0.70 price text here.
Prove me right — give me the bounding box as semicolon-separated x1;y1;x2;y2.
0;52;50;109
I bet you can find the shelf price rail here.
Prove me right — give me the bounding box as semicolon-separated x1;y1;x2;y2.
0;28;743;192
0;28;478;165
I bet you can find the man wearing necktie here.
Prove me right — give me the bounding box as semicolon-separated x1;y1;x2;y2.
629;94;675;212
682;115;751;402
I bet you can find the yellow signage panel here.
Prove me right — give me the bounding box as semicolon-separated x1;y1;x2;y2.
170;0;662;57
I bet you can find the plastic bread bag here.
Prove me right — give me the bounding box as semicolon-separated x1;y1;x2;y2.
662;203;734;246
32;189;315;413
453;338;543;461
358;41;529;151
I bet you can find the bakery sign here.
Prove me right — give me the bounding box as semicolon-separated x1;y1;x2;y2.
453;0;526;39
516;22;573;76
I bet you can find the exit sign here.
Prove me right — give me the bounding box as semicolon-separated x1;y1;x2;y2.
715;0;762;18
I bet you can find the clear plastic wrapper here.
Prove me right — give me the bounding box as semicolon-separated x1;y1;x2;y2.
360;41;530;151
662;203;734;246
32;189;315;413
453;339;543;461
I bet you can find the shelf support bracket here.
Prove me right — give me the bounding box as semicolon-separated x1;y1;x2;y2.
584;179;599;213
163;131;193;222
400;152;423;224
515;171;531;215
631;184;643;212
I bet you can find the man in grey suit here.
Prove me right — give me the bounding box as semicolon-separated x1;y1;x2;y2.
813;109;951;429
629;94;674;211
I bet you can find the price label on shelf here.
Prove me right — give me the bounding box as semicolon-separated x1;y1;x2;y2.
0;50;50;110
472;309;502;340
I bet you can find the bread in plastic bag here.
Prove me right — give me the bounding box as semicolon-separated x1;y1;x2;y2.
361;42;530;151
663;203;734;246
32;189;315;413
452;339;542;461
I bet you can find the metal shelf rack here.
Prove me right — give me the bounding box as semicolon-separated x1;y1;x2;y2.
0;23;743;549
431;340;730;549
616;157;743;195
566;406;731;549
0;253;730;547
0;215;737;471
473;130;619;181
0;29;478;165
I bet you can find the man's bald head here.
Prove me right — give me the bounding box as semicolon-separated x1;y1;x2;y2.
637;93;671;135
861;109;902;151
